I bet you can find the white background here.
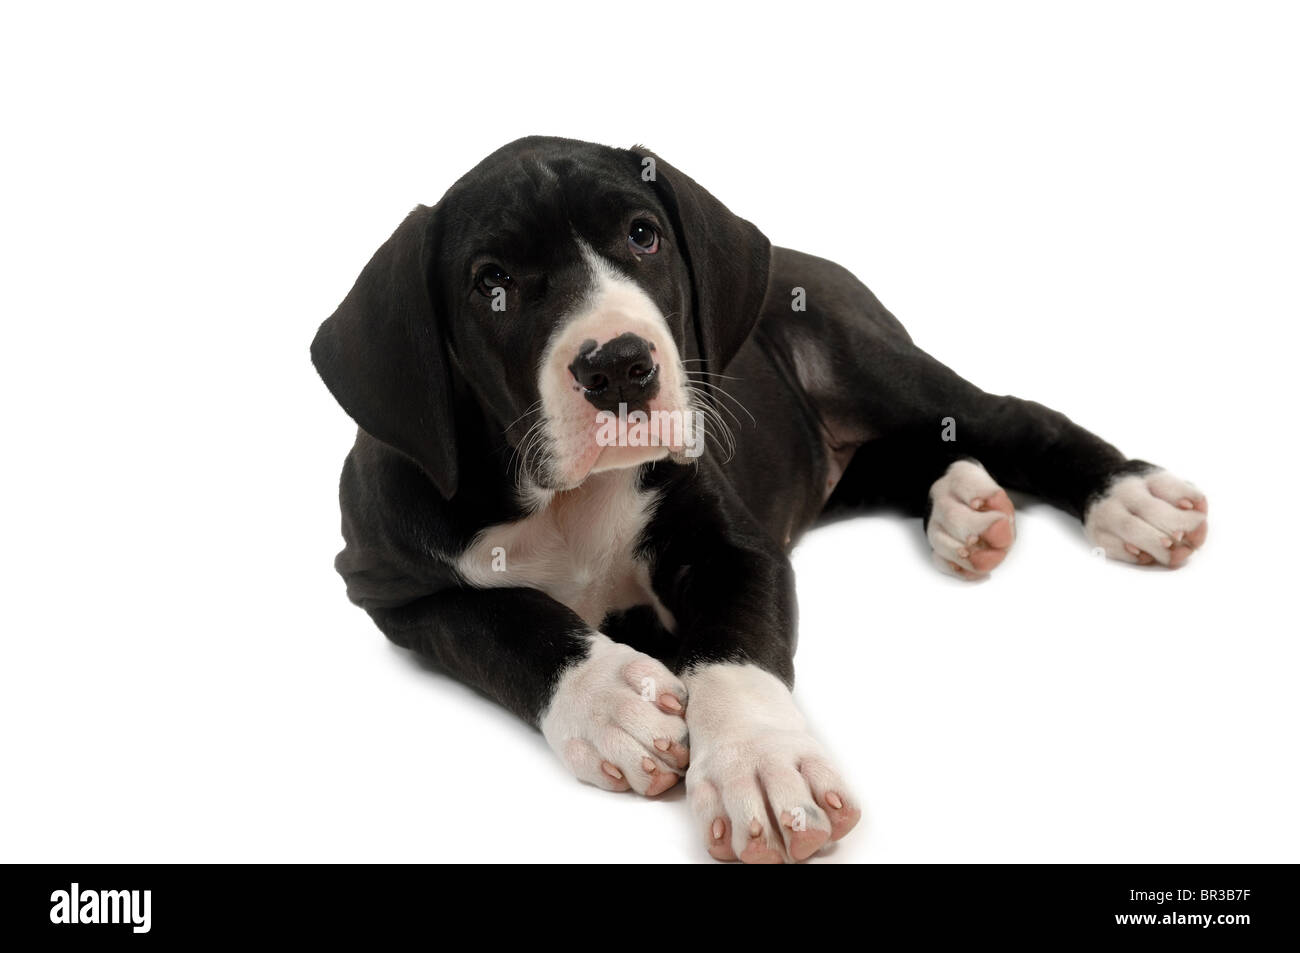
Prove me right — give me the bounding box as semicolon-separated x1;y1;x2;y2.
2;1;1297;863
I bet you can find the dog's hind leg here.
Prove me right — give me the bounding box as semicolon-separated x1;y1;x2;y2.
819;434;1017;579
815;351;1207;576
761;248;1207;574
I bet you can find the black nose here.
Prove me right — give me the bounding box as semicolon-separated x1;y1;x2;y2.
568;333;661;412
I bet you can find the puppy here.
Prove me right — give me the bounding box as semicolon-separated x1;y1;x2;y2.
311;136;1208;863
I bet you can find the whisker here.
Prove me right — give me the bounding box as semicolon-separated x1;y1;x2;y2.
682;361;742;380
510;415;548;484
685;385;737;462
503;399;544;434
687;383;744;433
684;378;756;424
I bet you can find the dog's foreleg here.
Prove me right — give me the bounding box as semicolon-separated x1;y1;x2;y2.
368;586;690;795
643;481;862;862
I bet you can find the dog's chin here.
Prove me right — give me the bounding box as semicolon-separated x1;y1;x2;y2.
588;444;672;475
540;443;674;491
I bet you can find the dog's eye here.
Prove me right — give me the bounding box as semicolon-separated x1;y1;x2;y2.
628;221;659;254
474;264;512;296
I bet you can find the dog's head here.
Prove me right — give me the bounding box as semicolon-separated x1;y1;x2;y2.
311;136;771;499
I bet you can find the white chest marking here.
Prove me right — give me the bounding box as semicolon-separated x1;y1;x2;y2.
455;471;675;631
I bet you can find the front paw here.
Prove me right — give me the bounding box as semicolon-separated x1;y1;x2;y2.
540;634;689;796
684;664;861;863
1085;468;1208;567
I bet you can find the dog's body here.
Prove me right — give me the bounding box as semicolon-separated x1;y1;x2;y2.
312;136;1208;862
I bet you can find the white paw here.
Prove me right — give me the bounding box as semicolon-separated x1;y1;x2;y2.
927;459;1016;579
540;634;689;796
1084;468;1208;567
683;663;860;863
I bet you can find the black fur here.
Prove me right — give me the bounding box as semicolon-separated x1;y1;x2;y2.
312;136;1151;725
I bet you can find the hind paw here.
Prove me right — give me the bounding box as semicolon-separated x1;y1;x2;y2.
1085;468;1207;567
927;459;1016;580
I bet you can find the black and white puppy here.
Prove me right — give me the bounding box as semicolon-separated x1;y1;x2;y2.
311;136;1208;863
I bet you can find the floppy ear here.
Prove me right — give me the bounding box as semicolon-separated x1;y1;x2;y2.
311;204;459;499
634;148;772;373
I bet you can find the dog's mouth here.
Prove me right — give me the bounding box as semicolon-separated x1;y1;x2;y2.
540;389;700;488
514;354;706;491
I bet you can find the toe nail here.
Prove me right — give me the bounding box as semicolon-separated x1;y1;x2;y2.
1124;543;1142;556
602;763;623;780
1173;531;1185;542
957;548;970;559
970;498;984;510
642;758;656;773
1161;537;1173;548
659;694;682;712
826;792;844;810
654;738;670;752
749;819;763;838
1178;499;1194;509
712;818;725;840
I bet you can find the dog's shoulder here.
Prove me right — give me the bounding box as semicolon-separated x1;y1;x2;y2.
333;430;521;611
